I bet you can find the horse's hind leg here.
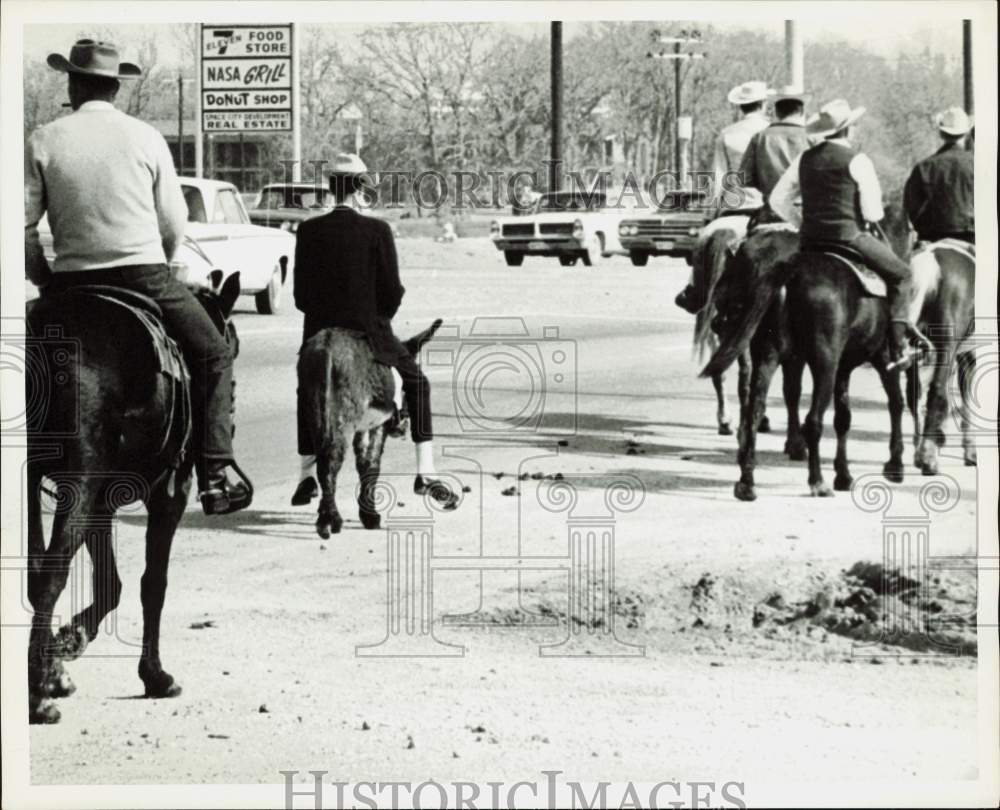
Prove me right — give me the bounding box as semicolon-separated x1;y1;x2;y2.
832;367;855;490
803;358;835;497
712;371;732;435
737;349;769;433
917;338;959;476
782;355;807;460
317;431;348;538
355;425;388;529
906;363;925;468
957;350;977;466
874;360;905;483
28;485;94;724
734;341;779;501
137;475;190;699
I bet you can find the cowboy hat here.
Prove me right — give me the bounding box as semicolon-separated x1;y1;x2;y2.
47;39;141;79
769;85;810;102
328;153;376;190
727;81;770;105
935;106;972;136
806;99;866;138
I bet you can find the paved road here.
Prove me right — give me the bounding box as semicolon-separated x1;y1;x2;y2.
26;239;981;787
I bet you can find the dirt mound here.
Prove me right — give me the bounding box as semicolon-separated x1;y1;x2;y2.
751;562;977;657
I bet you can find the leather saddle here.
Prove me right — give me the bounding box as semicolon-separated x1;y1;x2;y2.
802;242;887;298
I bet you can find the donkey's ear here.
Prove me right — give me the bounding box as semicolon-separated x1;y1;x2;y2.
219;272;241;317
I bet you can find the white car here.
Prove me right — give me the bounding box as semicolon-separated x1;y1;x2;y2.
180;178;295;314
34;178;295;315
489;190;635;266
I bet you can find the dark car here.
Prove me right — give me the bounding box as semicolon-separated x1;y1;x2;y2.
248;182;334;232
617;191;708;266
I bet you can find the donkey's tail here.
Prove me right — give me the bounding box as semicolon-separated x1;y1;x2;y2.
298;334;336;455
700;257;797;379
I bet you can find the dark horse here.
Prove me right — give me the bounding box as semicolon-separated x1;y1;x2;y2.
906;240;977;474
703;210;912;500
25;272;241;724
702;225;808;500
299;319;443;539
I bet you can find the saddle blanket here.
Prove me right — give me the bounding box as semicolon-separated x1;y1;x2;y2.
822;252;887;297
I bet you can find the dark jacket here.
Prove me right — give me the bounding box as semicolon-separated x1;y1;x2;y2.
739;120;810;200
903;142;974;241
799;141;864;243
293;206;407;364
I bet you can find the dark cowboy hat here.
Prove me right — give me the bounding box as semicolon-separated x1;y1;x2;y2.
327;153;376;190
47;39;141;79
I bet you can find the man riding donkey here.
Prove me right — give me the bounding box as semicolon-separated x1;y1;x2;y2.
769;98;932;370
25;39;251;515
290;154;459;509
904;106;974;248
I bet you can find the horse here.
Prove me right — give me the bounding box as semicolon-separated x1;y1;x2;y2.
905;240;977;474
701;225;808;501
704;210;912;499
25;271;241;724
299;319;442;539
676;222;770;436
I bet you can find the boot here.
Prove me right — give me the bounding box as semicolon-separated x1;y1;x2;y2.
886;319;931;372
290;476;318;506
199;460;252;515
414;475;459;510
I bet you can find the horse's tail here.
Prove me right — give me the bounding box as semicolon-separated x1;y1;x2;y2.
700;257;797;379
693;230;735;361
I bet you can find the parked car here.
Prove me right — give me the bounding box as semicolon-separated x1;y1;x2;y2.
617;191;708;266
180;178;295;313
33;178;295;314
489;190;634;266
247;182;334;232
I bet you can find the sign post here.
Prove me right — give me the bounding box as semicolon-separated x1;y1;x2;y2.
199;23;296;180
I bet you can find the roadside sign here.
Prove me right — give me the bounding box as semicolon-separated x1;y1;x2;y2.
200;24;293;132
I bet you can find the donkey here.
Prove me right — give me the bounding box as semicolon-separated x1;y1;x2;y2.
299;319;443;539
905;240;977;474
25;272;241;724
705;212;912;499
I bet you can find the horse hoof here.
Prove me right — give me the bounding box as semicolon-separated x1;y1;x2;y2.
316;523;331;540
883;463;905;483
920;464;939;477
785;442;807;461
46;667;76;698
718;422;733;436
834;474;854;491
810;482;834;497
757;416;771;433
359;510;381;530
29;697;61;725
964;452;977;467
733;481;757;502
54;624;89;661
142;671;182;699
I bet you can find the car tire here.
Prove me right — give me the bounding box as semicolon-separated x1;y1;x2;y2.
580;233;604;267
255;266;283;315
504;251;525;266
559;256;578;267
630;252;650;266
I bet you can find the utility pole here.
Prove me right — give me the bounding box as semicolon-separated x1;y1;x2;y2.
784;20;803;90
550;21;563;192
962;19;973;114
177;75;185;176
648;30;706;189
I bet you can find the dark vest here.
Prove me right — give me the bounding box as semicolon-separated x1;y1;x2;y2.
799;141;864;242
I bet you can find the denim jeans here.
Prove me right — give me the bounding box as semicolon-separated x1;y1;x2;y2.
46;264;235;462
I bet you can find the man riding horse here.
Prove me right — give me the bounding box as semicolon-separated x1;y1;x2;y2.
904;106;975;247
291;153;459;509
769;98;932;369
24;39;251;516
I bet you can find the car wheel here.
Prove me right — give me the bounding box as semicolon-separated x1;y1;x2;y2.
630;252;650;266
254;265;283;315
559;255;578;266
504;251;525;266
580;233;604;267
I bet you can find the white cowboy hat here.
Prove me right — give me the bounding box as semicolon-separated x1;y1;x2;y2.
47;39;141;79
328;153;375;188
935;106;972;136
727;81;770;105
769;85;810;102
806;99;866;138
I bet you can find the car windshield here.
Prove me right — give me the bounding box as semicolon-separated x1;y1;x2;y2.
537;192;606;212
183;186;208;223
656;192;708;212
256;187;332;210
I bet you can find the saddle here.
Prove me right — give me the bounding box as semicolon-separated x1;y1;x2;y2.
803;242;886;298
